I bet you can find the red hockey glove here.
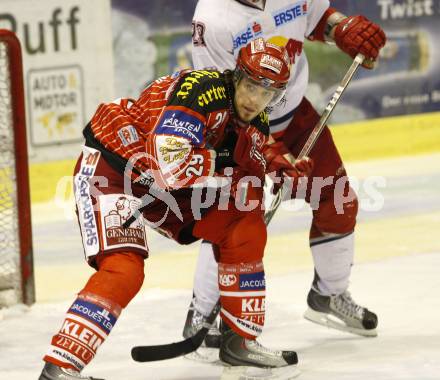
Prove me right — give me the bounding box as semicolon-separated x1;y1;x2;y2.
233;125;267;180
264;141;290;174
334;15;386;69
264;141;314;191
293;156;314;177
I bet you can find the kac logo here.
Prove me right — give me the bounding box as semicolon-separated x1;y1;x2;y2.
219;274;237;287
117;125;139;147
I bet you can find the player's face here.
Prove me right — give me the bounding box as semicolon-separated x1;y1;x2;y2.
234;77;275;122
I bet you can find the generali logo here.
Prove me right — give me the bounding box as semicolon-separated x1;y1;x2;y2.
103;196;146;248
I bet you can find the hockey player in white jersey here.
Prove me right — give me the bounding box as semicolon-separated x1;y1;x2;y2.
184;0;387;353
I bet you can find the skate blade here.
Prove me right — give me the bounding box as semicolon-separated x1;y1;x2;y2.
220;365;300;380
184;347;221;364
304;308;377;337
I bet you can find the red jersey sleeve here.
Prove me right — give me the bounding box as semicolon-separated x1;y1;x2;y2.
145;71;225;190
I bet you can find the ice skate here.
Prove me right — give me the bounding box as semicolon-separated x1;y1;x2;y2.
219;323;300;380
182;301;221;363
38;362;104;380
304;287;378;337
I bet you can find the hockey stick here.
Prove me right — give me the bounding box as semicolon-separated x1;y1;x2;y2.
131;53;364;363
264;53;364;225
131;300;221;362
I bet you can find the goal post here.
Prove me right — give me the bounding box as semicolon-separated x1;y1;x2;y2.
0;29;35;306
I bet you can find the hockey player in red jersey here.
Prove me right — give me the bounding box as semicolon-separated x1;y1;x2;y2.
185;0;387;349
38;38;313;380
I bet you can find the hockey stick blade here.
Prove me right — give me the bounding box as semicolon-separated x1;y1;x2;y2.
131;300;220;362
131;326;208;362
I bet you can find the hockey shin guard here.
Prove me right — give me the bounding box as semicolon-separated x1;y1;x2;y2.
218;260;266;339
43;292;121;371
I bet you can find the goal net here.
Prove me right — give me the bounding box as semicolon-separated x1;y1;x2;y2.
0;29;35;307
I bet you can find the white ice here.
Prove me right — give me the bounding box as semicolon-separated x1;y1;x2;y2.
1;253;440;380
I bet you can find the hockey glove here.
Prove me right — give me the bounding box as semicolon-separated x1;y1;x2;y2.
334;15;386;69
233;125;267;180
264;141;314;192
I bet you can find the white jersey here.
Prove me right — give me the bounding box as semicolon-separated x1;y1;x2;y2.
192;0;329;136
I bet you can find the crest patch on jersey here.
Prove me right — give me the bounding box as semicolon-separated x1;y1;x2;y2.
155;109;204;146
272;1;308;27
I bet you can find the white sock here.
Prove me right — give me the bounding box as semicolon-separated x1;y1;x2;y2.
311;233;354;296
193;241;220;316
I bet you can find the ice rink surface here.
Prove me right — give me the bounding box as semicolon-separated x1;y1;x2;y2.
1;153;440;379
1;253;440;380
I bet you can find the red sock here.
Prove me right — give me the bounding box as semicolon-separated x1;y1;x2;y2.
219;260;266;339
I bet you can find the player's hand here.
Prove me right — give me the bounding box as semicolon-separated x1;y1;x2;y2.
267;153;314;179
292;156;314;177
276;156;314;194
264;141;314;192
264;141;313;177
233;125;267;180
334;15;386;69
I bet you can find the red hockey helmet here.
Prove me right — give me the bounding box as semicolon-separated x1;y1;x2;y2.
234;38;291;105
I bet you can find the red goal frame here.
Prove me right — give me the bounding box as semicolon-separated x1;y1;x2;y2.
0;29;35;306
